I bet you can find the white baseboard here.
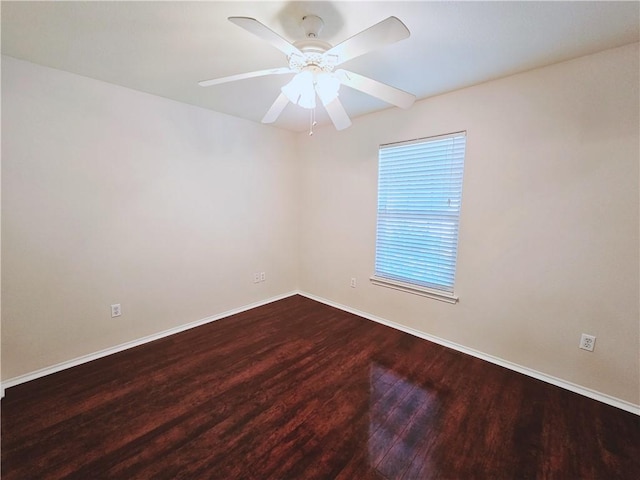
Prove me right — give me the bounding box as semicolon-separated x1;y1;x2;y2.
0;291;298;393
298;291;640;416
3;289;638;416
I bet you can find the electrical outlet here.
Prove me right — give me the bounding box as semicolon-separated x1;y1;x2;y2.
350;278;357;288
260;272;266;282
253;273;261;283
111;304;121;318
579;333;596;352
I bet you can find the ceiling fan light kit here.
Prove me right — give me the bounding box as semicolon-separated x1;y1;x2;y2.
198;14;416;132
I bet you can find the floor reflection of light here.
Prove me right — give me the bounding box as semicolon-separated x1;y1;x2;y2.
368;362;439;479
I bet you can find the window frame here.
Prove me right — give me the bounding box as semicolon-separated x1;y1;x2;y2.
370;131;467;304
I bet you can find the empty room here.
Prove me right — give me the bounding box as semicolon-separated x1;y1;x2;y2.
1;1;639;479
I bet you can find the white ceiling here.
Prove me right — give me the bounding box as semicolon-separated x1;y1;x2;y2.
2;1;639;132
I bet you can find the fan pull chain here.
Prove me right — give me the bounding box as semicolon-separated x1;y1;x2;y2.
309;107;317;136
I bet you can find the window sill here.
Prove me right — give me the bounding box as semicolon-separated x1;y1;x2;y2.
369;276;459;304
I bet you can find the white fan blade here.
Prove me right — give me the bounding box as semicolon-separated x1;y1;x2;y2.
335;69;415;109
229;17;303;58
262;93;289;124
324;17;410;66
198;67;293;87
324;98;352;131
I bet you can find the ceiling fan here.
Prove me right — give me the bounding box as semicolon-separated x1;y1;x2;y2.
198;15;416;132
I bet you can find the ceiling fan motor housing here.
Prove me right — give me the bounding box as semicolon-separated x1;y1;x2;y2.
288;46;336;73
290;17;337;73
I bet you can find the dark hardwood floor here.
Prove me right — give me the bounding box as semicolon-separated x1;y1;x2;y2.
2;295;639;479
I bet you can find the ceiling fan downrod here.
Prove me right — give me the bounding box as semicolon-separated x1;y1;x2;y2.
301;15;324;38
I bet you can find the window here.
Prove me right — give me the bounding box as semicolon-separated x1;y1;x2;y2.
372;132;466;303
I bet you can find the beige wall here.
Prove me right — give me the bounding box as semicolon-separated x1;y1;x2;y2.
1;56;299;379
297;43;639;404
2;43;639;406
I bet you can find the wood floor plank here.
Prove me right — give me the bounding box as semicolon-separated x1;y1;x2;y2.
2;295;639;479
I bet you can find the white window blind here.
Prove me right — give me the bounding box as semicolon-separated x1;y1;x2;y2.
373;132;466;301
